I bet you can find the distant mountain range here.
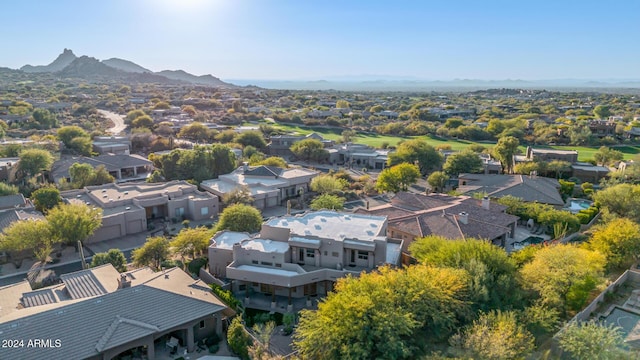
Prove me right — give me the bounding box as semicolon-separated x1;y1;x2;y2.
228;78;640;91
18;49;230;87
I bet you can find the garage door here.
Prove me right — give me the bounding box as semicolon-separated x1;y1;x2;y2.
126;220;143;234
266;197;278;208
91;225;122;242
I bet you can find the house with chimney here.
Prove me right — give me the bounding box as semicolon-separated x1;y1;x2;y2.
356;192;519;252
456;173;565;207
0;264;233;360
200;164;318;210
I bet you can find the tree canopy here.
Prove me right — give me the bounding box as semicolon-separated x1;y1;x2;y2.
47;203;103;246
290;138;328;162
215;204;263;233
388;139;443;175
293;265;471;360
170;227;213;260
427;171;449;193
520;244;605;315
150;145;236;184
236;131;267;150
18;148;54;179
310;194;345;210
586;218;640;269
31;186;61;213
132;236;170;270
410;236;522;312
376;163;420;193
90;248;127;272
593;184;640;222
492;136;519;174
443;150;483;175
557;321;628;360
310;174;348;195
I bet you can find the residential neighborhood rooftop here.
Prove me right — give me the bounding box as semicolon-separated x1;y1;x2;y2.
265;211;387;241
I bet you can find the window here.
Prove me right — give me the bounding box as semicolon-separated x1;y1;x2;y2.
358;251;369;260
306;249;315;258
252;260;258;265
199;320;206;329
261;261;273;266
239;284;247;291
323;251;328;256
275;263;282;268
200;207;209;216
175;207;184;217
251;282;258;287
332;252;339;257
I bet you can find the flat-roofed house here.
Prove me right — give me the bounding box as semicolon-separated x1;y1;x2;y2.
200;164;318;210
208;211;402;309
61;181;218;243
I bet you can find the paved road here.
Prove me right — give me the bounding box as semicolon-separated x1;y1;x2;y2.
98;109;127;135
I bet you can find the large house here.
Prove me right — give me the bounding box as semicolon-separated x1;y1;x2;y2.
200;164;318;210
51;154;154;184
92;136;131;155
328;143;390;170
267;133;334;157
457;173;565;207
356;192;519;250
524;146;579;163
62;181;218;243
0;265;233;360
208;211;403;310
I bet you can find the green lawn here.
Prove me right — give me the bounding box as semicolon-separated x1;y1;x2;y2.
270;123;640;161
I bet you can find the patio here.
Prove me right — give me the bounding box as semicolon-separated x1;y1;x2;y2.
505;226;551;253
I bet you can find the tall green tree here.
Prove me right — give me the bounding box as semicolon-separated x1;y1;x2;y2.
228;317;251;360
593;105;612;119
46;203;103;247
520;244;605;315
290;139;328;162
491;136;519;174
594;146;624;166
31;186;61;213
31;108;58;129
310;174;348;195
410;236;522;312
388;139;443;175
443;150;483;175
293;265;470;360
557;321;628;360
450;310;535;360
587;218;640;269
18;148;54;180
132;236;170;270
593;183;640;222
215;204;263;233
427;171;449;193
170;227;213;261
310;194;345;210
223;186;254;206
90;248;127;272
376;163;420;193
236;131;267;150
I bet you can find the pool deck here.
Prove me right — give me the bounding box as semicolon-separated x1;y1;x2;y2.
505;226;551;253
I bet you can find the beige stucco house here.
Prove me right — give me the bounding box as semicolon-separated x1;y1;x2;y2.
208;211;402;310
200;164;318;210
61;181;218;243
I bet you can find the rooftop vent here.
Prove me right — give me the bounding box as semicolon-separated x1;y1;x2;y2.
125;206;131;210
102;195;108;198
458;212;469;225
102;190;106;193
76;194;82;198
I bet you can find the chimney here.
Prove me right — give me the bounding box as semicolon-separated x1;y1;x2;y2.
243;162;249;173
119;273;131;289
458;212;468;225
482;196;490;210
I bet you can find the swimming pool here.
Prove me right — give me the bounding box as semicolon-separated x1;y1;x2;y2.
565;199;593;214
512;236;545;251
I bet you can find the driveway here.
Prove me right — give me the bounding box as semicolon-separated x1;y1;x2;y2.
98;109;127;135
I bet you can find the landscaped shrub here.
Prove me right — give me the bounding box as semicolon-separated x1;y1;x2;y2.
211;283;242;312
160;259;183;269
577;212;591;225
208;344;219;353
188;257;207;274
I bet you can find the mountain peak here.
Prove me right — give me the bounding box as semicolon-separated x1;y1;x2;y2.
21;48;77;73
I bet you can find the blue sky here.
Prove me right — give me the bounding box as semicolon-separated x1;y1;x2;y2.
3;0;640;80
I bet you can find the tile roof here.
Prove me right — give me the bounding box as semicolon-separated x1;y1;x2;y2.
0;209;44;233
244;165;284;177
0;194;27;210
457;174;564;206
0;267;230;360
59;264;120;299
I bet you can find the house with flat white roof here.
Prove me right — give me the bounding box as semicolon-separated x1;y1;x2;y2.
200;164;318;210
208;211;402;311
